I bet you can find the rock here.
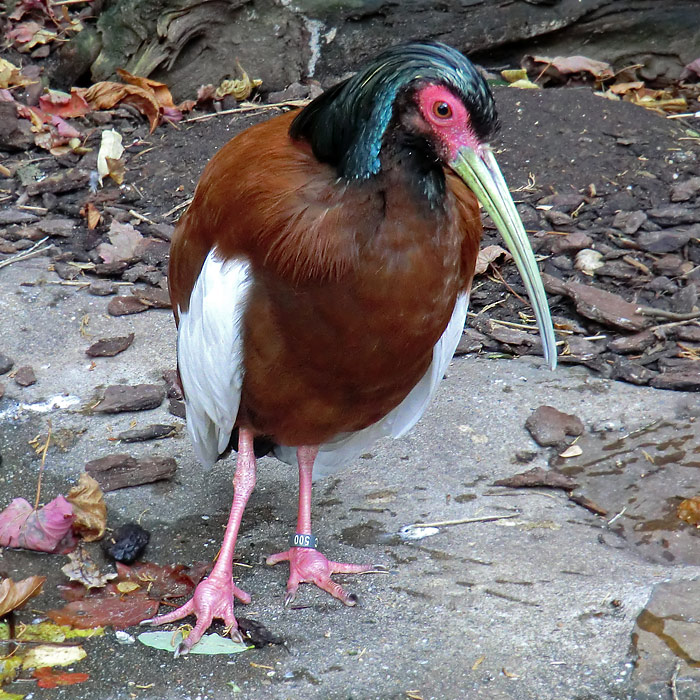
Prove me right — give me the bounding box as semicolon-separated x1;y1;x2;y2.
563;281;649;331
107;295;148;316
168;397;186;419
93;261;128;277
88;280;117;296
650;367;700;391
86;334;135;357
102;522;150;564
574;248;604;273
670;177;700;202
525;405;584;446
162;369;183;399
537;193;585;212
612;210;647;234
647;205;700;226
0;102;34;151
549;231;593;255
94;384;165;413
637;229;692;253
134;238;170;266
36;218;79;238
14;366;36;387
132;287;171;308
85;453;176;491
26;168;91;196
0;208;40;226
544;209;574;227
0;353;14;375
117;424;178;442
608;330;656;354
610;359;656;385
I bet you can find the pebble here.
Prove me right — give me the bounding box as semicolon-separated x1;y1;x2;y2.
525;405;584;446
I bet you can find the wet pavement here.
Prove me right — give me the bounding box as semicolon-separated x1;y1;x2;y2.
1;256;700;699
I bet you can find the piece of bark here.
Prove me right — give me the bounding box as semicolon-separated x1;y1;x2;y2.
494;467;577;490
94;384;164;413
162;369;183;400
132;287;171;308
86;334;135;358
117;424;178;442
107;295;148;316
563;281;649;331
608;330;656;354
168;398;186;419
14;366;36;387
650;367;700;391
85;454;177;491
525;405;584;446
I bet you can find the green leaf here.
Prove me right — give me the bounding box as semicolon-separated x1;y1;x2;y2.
0;656;23;685
0;622;103;643
0;689;25;700
137;631;250;655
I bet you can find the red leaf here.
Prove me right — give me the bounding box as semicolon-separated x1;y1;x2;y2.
33;668;90;689
47;591;159;629
39;89;91;118
116;561;198;600
0;496;76;553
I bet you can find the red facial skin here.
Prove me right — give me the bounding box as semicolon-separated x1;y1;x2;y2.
415;84;484;162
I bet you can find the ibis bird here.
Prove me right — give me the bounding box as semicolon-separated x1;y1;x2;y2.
146;41;557;654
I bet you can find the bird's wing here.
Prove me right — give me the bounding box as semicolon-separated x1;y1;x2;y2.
273;291;469;479
177;251;252;466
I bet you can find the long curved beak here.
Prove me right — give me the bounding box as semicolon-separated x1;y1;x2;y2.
450;146;557;370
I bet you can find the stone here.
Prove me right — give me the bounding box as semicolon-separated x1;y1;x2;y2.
612;210;647;234
88;280;117;296
647;205;700;226
86;334;135;357
549;231;593;255
637;229;692;253
670;177;700;202
94;384;164;413
107;295;148;316
0;353;14;375
14;366;36;387
525;405;584;446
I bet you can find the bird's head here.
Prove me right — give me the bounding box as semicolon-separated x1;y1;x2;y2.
291;41;557;369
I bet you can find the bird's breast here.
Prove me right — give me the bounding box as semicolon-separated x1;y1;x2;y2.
238;178;468;446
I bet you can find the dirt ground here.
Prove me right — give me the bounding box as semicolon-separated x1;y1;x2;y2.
1;75;700;699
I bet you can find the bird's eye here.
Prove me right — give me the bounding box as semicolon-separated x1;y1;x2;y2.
432;101;452;119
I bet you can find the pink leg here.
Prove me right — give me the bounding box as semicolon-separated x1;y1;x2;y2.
143;428;257;655
266;445;373;606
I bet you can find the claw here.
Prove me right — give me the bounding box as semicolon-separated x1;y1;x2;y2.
174;641;190;658
284;590;297;608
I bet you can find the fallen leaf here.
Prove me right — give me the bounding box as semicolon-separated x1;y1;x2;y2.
97;220;143;263
39;89;90;118
0;656;23;687
0;621;104;642
559;444;583;458
137;631;250;654
61;547;117;589
213;61;262;102
115;561;197;600
80;202;101;230
0;58;34;89
0;576;45;616
681;58;700;81
678;496;700;526
0;496;76;553
47;592;159;629
33;667;90;689
66;473;106;542
116;581;141;594
84;81;161;132
524;54;614;83
96;129;124;185
475;245;511;275
21;644;86;669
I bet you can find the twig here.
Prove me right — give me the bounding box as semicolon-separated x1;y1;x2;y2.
162;198;193;218
649;319;700;333
405;513;520;530
0;237;51;271
636;306;700;321
667;111;700;119
670;660;681;700
34;421;52;511
183;99;311;124
607;506;627;526
491;266;529;306
128;209;158;226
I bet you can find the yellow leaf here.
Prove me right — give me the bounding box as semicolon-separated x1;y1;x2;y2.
66;473;107;542
0;576;45;617
21;644;86;669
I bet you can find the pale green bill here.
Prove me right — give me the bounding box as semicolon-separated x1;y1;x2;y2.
450;146;557;370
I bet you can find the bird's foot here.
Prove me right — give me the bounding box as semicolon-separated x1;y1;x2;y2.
141;572;251;656
266;545;374;607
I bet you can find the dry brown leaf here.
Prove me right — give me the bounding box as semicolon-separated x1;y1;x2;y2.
116;68;176;110
66;473;106;542
678;496;700;526
0;575;46;616
80;202;102;230
475;245;512;275
83;81;161;132
61;547;117;589
608;81;645;95
105;156;125;185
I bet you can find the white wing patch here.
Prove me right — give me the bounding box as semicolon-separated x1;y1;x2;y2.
273;291;470;479
177;252;252;467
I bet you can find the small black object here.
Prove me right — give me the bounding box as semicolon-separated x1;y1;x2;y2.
102;522;150;564
236;617;284;648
